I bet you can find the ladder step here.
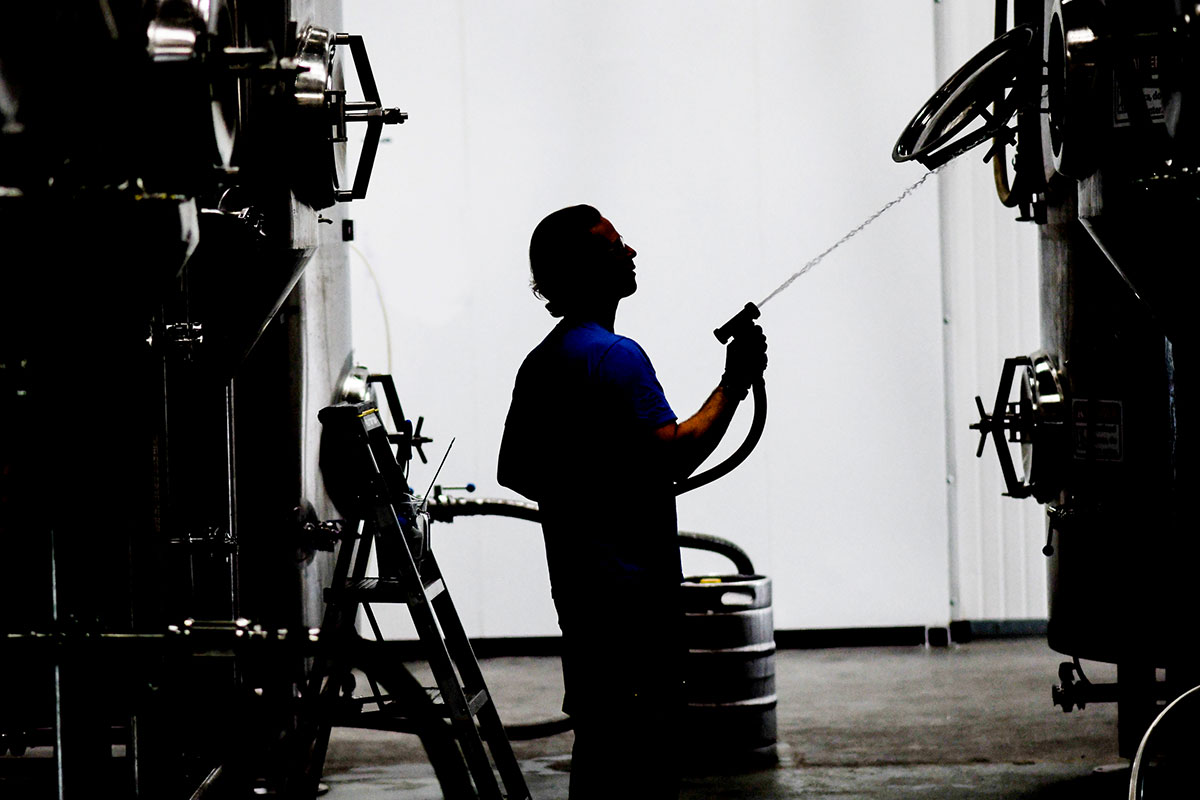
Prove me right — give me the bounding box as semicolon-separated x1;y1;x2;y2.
343;694;394;709
331;687;489;725
327;706;434;735
423;686;490;718
325;576;445;603
320;687;488;731
465;688;489;717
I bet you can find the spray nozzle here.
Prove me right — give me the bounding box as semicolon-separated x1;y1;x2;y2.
713;302;761;344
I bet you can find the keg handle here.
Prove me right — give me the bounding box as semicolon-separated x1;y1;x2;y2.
716;587;757;607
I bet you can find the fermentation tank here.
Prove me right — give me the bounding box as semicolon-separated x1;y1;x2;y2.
0;0;404;792
896;0;1200;757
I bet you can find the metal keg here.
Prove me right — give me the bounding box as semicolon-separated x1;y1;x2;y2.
680;574;778;769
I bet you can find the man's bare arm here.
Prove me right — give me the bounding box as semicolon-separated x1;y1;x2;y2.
653;384;745;480
652;322;766;481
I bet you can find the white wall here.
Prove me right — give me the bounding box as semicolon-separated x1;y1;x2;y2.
933;4;1048;623
339;1;960;639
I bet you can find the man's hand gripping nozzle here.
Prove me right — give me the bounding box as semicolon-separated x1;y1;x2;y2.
715;301;767;403
713;302;761;344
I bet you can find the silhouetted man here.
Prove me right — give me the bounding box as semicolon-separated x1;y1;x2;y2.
498;204;766;799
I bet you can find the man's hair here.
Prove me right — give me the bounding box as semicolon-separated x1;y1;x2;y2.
529;204;604;317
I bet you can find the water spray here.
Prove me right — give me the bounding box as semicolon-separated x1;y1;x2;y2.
710;166;940;350
713;166;940;346
680;167;941;495
758;168;940;310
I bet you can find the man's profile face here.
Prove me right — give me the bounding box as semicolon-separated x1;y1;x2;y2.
589;216;639;301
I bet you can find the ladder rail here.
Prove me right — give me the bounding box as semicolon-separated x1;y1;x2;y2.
431;575;531;796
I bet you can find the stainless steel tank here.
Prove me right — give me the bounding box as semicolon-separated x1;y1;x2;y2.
896;0;1200;757
1;0;403;791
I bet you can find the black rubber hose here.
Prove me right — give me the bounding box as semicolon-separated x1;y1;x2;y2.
425;500;757;739
429;500;755;574
429;501;754;573
677;531;755;575
673;379;767;496
426;497;540;524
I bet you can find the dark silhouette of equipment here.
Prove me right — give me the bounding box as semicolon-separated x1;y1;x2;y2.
1;2;409;795
287;386;530;800
894;0;1200;773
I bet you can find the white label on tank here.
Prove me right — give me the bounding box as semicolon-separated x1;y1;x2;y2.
1113;58;1164;127
1072;398;1123;462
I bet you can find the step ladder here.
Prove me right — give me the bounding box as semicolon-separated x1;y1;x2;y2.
288;381;530;800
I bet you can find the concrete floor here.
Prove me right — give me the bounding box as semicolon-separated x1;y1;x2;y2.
320;637;1137;800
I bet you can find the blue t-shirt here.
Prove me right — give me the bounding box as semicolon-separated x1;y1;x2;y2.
499;319;682;615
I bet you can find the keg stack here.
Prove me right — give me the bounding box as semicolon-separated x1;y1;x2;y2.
680;574;778;770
